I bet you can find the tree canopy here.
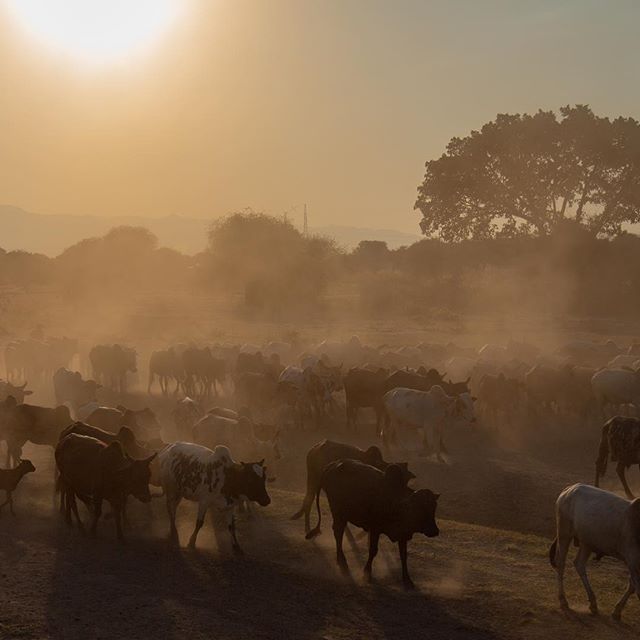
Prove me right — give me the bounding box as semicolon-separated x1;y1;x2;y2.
415;105;640;240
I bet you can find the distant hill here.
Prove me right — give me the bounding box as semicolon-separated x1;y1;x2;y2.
0;205;421;256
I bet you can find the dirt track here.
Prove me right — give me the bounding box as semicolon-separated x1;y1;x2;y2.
2;417;640;640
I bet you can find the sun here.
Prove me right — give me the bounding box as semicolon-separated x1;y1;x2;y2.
5;0;183;64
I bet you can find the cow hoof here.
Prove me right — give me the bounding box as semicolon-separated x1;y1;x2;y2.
233;545;244;556
403;579;416;591
589;604;599;616
612;609;622;621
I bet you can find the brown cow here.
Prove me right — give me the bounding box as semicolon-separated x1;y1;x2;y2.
291;439;415;533
55;433;156;541
306;459;439;588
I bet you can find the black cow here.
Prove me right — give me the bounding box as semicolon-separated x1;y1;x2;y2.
55;433;156;541
291;439;415;533
306;459;439;588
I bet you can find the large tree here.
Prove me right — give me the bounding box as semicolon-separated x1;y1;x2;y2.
415;105;640;240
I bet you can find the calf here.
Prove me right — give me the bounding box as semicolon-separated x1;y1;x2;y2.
550;483;640;619
158;442;270;553
291;439;414;533
306;459;439;588
0;459;35;515
55;433;156;541
594;416;640;498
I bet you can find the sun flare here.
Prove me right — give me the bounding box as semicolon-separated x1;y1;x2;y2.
5;0;182;64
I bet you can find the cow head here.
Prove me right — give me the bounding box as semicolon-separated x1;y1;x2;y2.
405;489;440;538
120;453;157;503
16;459;36;477
7;381;33;403
226;461;271;507
455;392;476;424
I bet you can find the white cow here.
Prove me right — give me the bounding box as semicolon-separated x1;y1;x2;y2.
591;368;640;416
382;386;475;460
550;483;640;620
191;413;280;471
159;443;271;552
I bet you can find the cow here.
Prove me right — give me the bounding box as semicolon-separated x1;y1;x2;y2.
592;368;640;417
477;373;523;427
158;442;270;553
549;483;640;619
382;386;475;459
182;347;227;397
0;380;33;404
234;371;278;418
55;433;156;541
594;416;640;498
59;422;153;461
89;344;137;393
1;398;72;467
191;413;280;472
148;348;183;396
53;368;101;410
306;459;439;588
85;406;161;441
0;459;36;515
277;366;325;429
291;439;415;533
173;397;204;440
343;367;388;431
524;364;564;415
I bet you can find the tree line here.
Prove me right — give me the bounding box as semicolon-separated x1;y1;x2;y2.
1;212;640;319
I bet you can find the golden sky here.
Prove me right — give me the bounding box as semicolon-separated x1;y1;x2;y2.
1;0;639;233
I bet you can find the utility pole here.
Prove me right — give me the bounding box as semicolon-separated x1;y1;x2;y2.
303;203;308;236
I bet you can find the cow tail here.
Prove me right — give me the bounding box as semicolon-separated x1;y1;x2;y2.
594;422;610;486
305;484;323;540
548;538;557;568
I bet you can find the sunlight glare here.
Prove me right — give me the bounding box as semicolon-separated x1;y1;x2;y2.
5;0;182;64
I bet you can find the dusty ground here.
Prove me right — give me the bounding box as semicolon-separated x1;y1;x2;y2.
1;414;640;640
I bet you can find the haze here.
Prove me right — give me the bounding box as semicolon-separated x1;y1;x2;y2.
1;0;639;233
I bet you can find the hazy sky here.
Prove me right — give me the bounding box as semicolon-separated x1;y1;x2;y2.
1;0;639;234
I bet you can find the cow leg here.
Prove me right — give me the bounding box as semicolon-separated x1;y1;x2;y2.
398;539;414;589
364;531;380;582
228;512;243;555
90;498;103;537
188;502;208;549
613;577;637;620
68;492;84;531
616;462;635;499
0;491;10;513
166;492;181;541
333;518;348;573
554;534;571;609
114;505;125;542
574;544;597;614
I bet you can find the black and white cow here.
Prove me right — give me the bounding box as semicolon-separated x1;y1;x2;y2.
158;442;271;554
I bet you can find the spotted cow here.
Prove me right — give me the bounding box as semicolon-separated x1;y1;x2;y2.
158;442;271;554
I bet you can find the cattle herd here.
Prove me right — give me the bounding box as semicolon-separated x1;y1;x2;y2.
3;334;640;619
